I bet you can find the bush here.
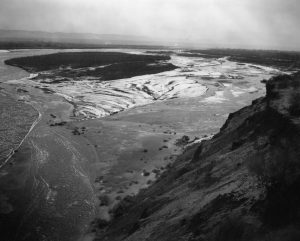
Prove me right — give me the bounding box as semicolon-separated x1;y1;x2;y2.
247;152;268;185
262;226;300;241
98;195;110;206
289;93;300;116
210;214;255;241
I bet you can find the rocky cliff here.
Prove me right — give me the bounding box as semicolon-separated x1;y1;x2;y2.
94;72;300;241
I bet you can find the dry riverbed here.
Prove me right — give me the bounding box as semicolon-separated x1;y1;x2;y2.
0;49;284;241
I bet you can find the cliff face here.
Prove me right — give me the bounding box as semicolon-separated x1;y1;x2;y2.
94;73;300;241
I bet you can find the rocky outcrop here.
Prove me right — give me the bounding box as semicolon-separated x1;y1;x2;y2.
94;72;300;241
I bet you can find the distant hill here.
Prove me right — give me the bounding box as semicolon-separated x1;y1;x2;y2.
0;29;166;49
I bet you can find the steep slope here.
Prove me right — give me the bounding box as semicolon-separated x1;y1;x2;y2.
94;72;300;241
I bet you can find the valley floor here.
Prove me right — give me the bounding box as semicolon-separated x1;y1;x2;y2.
0;48;286;241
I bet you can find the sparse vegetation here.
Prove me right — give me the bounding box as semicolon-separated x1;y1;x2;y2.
99;195;110;206
49;121;67;127
93;72;300;241
175;135;190;147
289;93;300;116
210;214;252;241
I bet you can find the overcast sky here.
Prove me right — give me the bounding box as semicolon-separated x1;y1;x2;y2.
0;0;300;50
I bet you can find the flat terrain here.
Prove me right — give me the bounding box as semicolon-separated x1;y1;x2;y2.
0;91;38;167
5;52;177;81
185;49;300;70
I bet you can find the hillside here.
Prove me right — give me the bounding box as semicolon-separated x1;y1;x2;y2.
93;72;300;241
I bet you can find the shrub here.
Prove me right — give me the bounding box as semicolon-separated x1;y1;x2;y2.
262;226;300;241
211;214;249;241
289;93;300;116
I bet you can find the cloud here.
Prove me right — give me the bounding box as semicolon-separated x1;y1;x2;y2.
0;0;299;50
